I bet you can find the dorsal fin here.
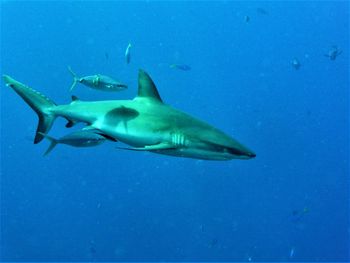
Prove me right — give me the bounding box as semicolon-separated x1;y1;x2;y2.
137;69;163;103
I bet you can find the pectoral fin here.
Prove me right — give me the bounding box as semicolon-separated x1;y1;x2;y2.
95;132;118;142
116;142;175;151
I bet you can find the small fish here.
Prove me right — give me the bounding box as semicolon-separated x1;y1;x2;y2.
257;7;269;15
324;46;342;60
291;207;309;223
209;238;218;248
244;15;250;23
289;247;295;258
169;64;191;71
67;66;127;92
292;57;301;70
125;43;132;64
39;130;116;156
90;246;96;254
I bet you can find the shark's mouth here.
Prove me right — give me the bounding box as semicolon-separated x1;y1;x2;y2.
197;139;256;159
226;146;256;158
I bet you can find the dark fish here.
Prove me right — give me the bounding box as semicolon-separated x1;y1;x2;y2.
90;246;96;254
68;66;127;92
170;64;191;71
257;7;269;15
39;130;116;155
324;46;342;60
290;207;309;223
209;238;218;248
245;15;250;23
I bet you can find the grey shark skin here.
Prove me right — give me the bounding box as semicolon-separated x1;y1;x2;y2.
3;70;256;160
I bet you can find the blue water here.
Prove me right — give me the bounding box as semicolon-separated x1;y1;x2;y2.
1;1;349;261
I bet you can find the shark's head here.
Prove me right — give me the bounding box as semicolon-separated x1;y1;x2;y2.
122;69;256;161
175;127;256;160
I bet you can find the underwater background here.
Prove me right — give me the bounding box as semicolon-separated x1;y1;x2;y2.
1;1;349;261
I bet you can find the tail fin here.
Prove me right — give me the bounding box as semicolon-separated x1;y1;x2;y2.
3;75;56;144
38;132;58;156
67;66;79;91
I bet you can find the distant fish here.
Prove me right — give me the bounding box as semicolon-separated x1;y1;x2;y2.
67;66;127;92
291;207;309;223
289;247;295;258
125;43;132;64
170;64;191;71
209;238;218;248
324;45;342;60
291;57;301;70
244;15;250;23
39;130;116;156
90;246;96;254
257;7;269;15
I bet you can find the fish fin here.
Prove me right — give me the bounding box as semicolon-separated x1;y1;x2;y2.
117;83;128;89
3;75;56;144
82;125;95;131
67;66;79;91
136;70;163;103
116;142;175;151
94;132;118;142
38;132;58;156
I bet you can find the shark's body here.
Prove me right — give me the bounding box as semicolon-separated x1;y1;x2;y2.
3;70;255;160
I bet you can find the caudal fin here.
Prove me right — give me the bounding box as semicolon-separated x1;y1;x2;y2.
3;75;56;144
67;66;79;91
38;132;58;156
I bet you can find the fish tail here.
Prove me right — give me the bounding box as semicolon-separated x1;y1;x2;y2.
67;66;79;91
38;132;58;156
3;75;57;144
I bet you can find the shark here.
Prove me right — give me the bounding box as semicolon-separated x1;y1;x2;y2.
3;70;256;160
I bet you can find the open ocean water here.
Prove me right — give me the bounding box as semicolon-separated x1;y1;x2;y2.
0;1;349;262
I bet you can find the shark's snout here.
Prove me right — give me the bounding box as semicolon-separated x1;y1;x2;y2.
245;151;256;158
226;145;256;159
248;152;256;158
